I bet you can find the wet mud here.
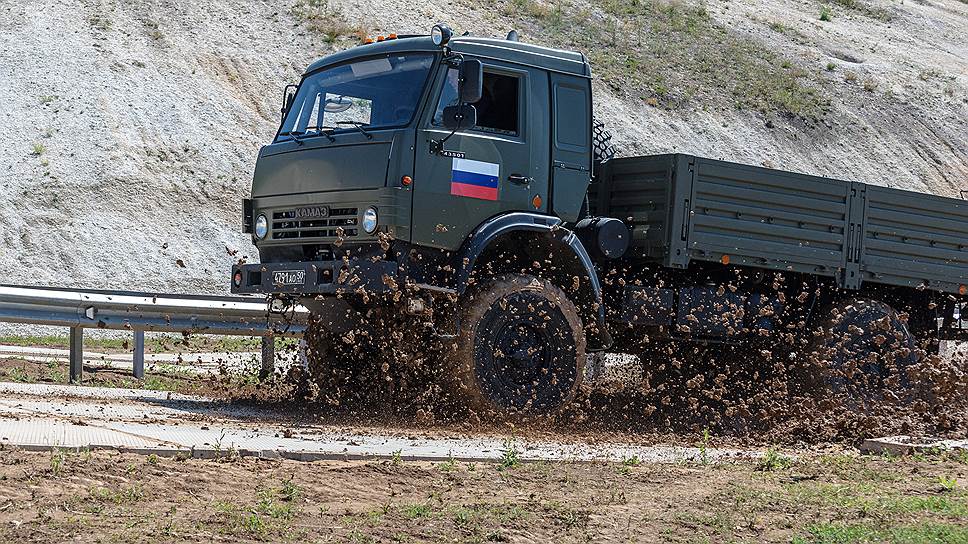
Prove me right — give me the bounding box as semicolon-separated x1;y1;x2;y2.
247;331;968;448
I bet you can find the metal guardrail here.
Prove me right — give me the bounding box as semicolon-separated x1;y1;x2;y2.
0;285;308;383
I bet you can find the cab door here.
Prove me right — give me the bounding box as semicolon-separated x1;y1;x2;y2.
412;60;549;250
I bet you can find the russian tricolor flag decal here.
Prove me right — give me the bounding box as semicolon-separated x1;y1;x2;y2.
450;158;499;201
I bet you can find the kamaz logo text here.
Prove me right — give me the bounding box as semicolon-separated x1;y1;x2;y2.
294;206;329;219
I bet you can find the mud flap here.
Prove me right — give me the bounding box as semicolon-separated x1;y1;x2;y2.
300;297;367;338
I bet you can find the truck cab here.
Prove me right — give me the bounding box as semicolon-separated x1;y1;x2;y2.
233;31;595;301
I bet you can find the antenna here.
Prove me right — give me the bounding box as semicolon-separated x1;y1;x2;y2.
506;30;519;42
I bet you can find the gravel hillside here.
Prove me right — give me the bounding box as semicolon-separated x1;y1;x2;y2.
0;0;965;295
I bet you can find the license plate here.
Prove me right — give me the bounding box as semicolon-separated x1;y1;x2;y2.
272;270;306;286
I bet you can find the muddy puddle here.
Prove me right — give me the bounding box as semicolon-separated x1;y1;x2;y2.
219;335;968;448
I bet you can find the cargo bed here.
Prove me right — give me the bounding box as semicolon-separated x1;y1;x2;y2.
591;154;968;294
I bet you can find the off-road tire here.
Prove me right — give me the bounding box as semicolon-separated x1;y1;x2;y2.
446;274;586;418
592;118;616;166
803;299;918;407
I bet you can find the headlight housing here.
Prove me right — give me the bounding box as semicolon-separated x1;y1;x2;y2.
254;214;268;239
431;24;452;47
362;207;379;234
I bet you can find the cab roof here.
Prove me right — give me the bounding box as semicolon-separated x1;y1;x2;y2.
303;35;591;78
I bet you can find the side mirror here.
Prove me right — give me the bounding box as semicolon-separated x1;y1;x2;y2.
442;104;477;130
459;59;483;104
281;84;298;120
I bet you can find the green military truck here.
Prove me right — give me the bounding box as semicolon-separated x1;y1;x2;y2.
232;25;968;416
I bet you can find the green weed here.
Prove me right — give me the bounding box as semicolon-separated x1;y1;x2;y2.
279;477;301;501
499;438;520;470
697;427;711;465
439;454;458;473
796;521;968;543
49;448;66;476
758;447;792;472
938;475;958;493
8;366;30;383
402;503;431;519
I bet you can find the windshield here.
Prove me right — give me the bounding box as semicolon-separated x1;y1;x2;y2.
277;52;435;141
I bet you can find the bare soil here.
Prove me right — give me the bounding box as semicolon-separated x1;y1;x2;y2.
0;448;965;543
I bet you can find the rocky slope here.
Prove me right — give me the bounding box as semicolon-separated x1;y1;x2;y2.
0;0;965;294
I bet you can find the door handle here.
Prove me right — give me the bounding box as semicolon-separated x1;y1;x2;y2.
508;174;532;186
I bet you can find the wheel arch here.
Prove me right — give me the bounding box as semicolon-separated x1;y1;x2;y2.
454;212;611;350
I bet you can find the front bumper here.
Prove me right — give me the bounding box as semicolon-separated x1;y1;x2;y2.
231;259;399;295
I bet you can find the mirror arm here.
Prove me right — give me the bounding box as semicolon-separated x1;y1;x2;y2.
430;53;466;153
431;121;462;154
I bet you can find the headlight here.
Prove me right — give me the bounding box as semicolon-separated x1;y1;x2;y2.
254;214;268;239
431;24;452;47
362;207;379;234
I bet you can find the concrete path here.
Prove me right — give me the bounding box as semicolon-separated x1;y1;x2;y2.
0;382;757;464
860;435;968;455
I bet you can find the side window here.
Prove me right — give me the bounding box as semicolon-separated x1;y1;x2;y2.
432;69;460;126
433;67;521;137
553;83;588;152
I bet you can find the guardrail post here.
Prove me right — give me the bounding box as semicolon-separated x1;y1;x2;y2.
260;335;274;380
69;326;83;384
133;330;145;379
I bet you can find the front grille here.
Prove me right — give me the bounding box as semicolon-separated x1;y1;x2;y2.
271;207;359;240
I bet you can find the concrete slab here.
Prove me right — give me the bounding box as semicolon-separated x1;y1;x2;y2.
0;382;757;464
0;415;753;464
860;436;968;456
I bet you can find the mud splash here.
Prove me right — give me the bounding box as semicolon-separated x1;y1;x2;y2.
250;331;967;447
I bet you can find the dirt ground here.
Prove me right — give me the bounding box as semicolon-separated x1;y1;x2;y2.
0;448;964;543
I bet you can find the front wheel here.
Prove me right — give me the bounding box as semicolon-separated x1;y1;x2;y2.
446;274;586;418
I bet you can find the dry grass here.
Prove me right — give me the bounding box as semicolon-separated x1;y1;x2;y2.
502;0;829;120
828;0;895;21
291;0;366;44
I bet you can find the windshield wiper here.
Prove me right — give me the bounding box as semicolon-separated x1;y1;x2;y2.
283;126;337;145
307;125;337;142
336;121;373;140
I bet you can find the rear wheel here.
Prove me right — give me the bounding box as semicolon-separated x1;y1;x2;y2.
804;299;918;407
446;274;586;418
